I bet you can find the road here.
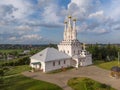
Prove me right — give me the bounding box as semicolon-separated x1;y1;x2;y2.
22;66;120;90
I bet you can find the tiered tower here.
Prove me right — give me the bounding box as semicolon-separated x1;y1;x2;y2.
58;16;82;56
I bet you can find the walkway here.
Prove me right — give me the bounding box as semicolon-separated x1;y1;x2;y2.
22;66;120;90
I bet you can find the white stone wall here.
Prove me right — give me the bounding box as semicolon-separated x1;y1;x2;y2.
85;55;92;66
44;59;71;72
79;55;92;66
70;59;77;67
71;45;82;55
58;43;82;57
58;44;72;56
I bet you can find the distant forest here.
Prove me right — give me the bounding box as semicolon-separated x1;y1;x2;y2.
0;43;120;61
0;44;57;50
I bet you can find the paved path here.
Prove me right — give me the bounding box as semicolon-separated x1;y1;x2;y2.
22;66;120;90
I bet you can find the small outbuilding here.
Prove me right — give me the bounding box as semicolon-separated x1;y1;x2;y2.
30;47;71;72
111;66;120;79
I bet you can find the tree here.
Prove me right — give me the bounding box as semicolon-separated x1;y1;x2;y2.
0;69;4;84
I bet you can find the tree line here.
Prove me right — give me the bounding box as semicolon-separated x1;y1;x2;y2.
87;44;120;61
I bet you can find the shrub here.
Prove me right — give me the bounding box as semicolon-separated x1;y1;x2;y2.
1;56;30;66
0;69;4;76
0;78;4;84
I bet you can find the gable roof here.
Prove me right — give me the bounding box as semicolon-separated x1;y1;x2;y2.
30;47;71;62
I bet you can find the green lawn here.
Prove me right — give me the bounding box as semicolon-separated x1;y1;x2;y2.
4;65;31;76
94;60;120;70
68;77;115;90
0;75;62;90
0;65;62;90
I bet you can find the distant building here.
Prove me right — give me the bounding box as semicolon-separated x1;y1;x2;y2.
30;16;92;72
7;54;15;60
23;50;30;54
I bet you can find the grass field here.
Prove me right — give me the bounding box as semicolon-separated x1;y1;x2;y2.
0;65;62;90
68;77;115;90
1;75;62;90
4;65;31;76
94;60;120;70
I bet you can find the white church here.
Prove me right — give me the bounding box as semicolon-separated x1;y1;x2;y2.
30;16;92;72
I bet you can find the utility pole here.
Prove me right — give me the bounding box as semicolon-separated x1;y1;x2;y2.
118;52;120;66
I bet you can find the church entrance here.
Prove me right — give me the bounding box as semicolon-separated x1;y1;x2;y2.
31;62;42;71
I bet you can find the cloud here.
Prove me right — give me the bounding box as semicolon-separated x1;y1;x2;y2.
9;37;16;41
16;25;32;31
0;4;16;18
28;21;63;28
38;0;55;8
77;21;110;35
88;10;104;20
0;0;120;44
68;0;101;19
20;34;42;40
91;28;109;34
0;0;33;20
67;0;120;35
40;1;65;27
111;24;120;31
107;1;120;20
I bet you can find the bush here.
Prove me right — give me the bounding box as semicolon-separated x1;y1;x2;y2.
1;56;30;66
0;69;4;76
100;83;110;89
0;78;4;84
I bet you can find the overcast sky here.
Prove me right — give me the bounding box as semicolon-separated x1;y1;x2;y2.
0;0;120;44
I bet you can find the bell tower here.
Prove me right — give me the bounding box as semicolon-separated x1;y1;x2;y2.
58;16;82;56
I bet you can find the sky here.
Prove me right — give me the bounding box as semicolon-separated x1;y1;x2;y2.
0;0;120;44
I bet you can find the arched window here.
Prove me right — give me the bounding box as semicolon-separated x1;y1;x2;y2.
67;51;69;54
74;50;75;54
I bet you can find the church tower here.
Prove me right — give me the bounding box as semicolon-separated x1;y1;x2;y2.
58;16;82;56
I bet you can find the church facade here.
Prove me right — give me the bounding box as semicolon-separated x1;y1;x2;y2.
30;16;92;72
58;16;92;68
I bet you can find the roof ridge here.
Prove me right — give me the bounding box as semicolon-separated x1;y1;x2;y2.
44;48;49;61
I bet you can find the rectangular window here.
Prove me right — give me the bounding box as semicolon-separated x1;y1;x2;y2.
58;61;60;65
53;61;55;66
64;60;66;64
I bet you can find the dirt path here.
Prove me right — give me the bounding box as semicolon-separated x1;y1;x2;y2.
22;66;120;90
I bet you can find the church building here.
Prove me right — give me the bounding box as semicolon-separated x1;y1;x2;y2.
30;16;92;72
